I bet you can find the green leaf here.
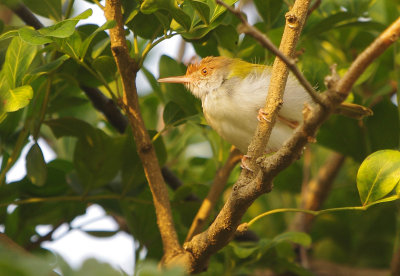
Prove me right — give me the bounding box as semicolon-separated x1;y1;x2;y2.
0;30;18;41
54;31;82;59
305;12;357;36
357;150;400;205
30;55;70;75
2;36;37;88
158;55;200;116
141;66;164;101
79;20;115;58
126;12;164;39
84;230;119;238
22;0;62;20
231;243;259;259
1;85;33;113
317;115;366;162
213;24;238;51
140;0;191;30
163;101;187;126
38;9;93;38
210;0;238;22
26;143;47;187
366;99;400;152
45;117;96;140
271;231;312;247
91;56;117;81
91;37;111;59
74;131;124;189
253;0;283;27
18;27;53;45
188;0;210;24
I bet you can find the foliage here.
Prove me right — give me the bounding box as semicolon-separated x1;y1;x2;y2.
0;0;399;275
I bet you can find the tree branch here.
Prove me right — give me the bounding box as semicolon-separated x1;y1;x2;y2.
11;3;44;29
260;16;400;179
291;152;345;233
185;147;242;242
181;0;313;272
104;0;183;263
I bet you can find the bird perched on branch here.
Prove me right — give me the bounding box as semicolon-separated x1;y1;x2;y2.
158;56;372;153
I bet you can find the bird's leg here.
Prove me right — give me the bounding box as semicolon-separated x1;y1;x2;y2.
277;115;299;129
257;109;271;122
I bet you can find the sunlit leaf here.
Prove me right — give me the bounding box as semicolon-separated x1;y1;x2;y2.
2;36;37;88
19;27;53;45
1;85;33;113
39;9;93;38
357;150;400;205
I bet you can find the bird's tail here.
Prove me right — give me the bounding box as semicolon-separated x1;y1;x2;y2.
334;102;373;119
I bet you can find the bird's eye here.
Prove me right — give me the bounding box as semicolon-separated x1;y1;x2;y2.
201;68;207;75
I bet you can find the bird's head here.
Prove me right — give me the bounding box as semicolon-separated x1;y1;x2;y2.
158;56;237;100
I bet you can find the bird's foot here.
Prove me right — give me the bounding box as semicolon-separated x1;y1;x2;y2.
257;109;271;122
240;155;254;172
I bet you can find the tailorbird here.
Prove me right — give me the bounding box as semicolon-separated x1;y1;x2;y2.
158;56;372;153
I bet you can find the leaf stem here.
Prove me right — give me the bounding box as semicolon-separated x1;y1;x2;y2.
247;195;400;227
92;0;105;10
133;34;139;58
139;32;178;68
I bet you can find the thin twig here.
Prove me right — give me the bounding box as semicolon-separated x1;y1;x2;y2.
185;147;242;242
11;4;43;29
104;0;183;264
216;0;324;106
307;0;321;17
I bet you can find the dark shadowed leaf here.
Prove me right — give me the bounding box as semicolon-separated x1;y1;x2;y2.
26;143;47;187
140;0;191;30
253;0;283;27
22;0;62;20
163;101;187;126
158;55;200;116
188;0;210;24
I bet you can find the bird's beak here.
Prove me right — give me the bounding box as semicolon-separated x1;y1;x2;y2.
158;75;191;84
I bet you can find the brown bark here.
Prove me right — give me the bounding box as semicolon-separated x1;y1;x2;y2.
104;0;184;264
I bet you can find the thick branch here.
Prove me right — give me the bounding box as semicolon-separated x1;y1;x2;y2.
104;0;183;262
81;85;128;133
11;4;44;29
185;148;242;242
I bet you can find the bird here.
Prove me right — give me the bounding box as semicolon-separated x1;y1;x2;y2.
158;56;372;154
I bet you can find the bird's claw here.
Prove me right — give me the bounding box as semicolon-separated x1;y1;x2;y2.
240;155;254;172
257;109;271;122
